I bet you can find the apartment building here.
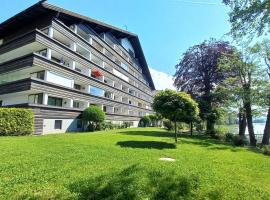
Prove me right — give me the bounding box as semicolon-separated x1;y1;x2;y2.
0;1;155;134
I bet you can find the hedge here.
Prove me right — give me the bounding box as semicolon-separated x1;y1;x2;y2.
0;108;34;136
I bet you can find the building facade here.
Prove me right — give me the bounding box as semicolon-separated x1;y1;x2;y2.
0;1;155;134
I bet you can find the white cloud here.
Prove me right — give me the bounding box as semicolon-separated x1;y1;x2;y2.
149;67;176;91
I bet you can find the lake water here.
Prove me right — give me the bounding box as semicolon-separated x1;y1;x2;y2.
225;123;265;135
225;123;266;143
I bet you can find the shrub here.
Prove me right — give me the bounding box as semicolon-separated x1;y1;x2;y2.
262;146;270;156
0;108;34;136
232;135;248;146
82;106;105;132
210;126;229;140
139;116;151;127
163;119;173;131
225;133;234;142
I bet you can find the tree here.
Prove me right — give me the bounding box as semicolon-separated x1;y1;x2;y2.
251;40;270;145
218;48;264;146
139;116;151;127
148;114;163;127
152;90;199;143
223;0;270;40
174;39;234;133
82;105;105;131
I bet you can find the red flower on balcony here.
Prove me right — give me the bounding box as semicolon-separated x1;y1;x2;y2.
92;69;103;77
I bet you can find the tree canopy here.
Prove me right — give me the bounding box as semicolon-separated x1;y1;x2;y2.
82;105;105;131
174;39;234;133
223;0;270;39
152;89;199;142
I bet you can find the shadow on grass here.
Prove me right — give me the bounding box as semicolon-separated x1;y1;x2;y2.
179;134;265;154
116;141;176;149
68;165;202;200
119;130;174;138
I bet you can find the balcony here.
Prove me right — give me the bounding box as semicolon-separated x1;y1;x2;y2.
104;62;113;73
122;85;129;93
91;69;104;82
75;44;90;59
103;105;114;114
104;91;113;99
104;77;114;87
91;53;103;67
53;29;73;49
90;86;105;97
114;82;122;90
73;100;88;109
50;50;71;68
92;39;103;53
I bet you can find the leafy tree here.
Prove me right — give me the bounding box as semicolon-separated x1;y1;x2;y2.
251;40;270;145
82;105;105;131
218;48;265;146
174;39;234;133
152;90;199;143
139;116;151;127
223;0;270;40
148;114;163;127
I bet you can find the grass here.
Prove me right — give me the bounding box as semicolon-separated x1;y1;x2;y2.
0;128;269;200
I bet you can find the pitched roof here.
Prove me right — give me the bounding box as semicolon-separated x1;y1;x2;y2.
0;0;155;90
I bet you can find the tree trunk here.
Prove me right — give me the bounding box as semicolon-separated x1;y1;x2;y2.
174;119;177;143
238;108;247;136
262;106;270;145
244;102;256;146
190;121;193;136
206;120;214;134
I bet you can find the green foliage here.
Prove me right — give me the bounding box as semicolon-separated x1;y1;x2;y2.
139;116;151;127
261;146;270;156
0;128;269;199
82;106;105;131
163;119;173;131
223;0;270;40
225;133;234;142
0;108;34;136
232;135;248;146
152;89;199;124
100;121;132;130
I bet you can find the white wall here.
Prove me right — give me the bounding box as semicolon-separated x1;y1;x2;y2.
121;38;135;55
43;118;82;134
113;69;129;82
46;71;73;88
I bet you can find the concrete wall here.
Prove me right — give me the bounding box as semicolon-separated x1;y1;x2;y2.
43;118;82;134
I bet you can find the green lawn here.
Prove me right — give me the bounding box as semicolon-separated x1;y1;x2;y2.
0;128;269;200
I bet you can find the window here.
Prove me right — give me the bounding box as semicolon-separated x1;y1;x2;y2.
54;120;62;129
28;93;43;104
37;49;47;57
31;71;45;80
74;84;81;90
73;101;80;108
0;100;2;107
48;97;63;107
121;62;128;71
77;120;82;129
90;86;104;97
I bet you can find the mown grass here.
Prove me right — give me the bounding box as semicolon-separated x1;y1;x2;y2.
0;128;269;199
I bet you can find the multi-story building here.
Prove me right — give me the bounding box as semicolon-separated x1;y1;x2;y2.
0;1;155;134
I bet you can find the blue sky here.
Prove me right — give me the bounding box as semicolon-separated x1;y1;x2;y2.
0;0;231;76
